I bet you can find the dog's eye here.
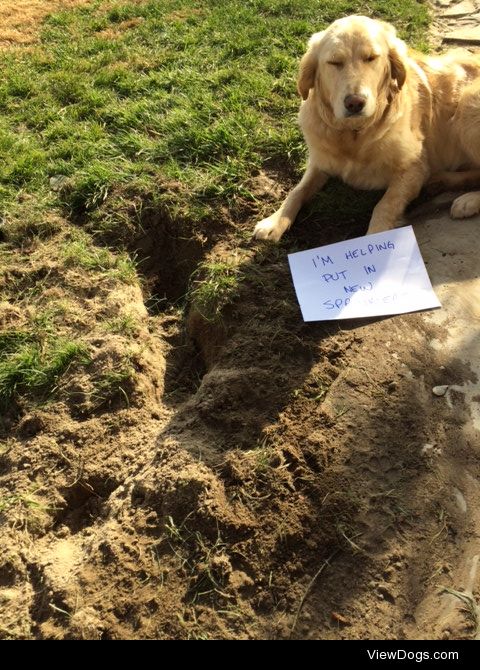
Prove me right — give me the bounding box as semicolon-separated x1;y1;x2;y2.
366;54;378;62
327;61;344;68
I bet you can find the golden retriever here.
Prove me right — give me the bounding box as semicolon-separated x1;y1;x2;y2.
253;14;480;240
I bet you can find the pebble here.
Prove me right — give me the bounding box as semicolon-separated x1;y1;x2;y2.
432;385;449;396
442;0;476;18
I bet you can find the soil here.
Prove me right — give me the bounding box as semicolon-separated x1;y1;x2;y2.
0;1;92;48
1;2;480;641
1;167;478;640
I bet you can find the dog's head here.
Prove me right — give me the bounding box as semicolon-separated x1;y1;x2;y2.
298;15;407;128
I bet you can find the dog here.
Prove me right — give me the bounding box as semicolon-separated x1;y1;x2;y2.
253;14;480;240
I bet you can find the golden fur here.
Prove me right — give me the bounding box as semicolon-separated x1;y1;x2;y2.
253;15;480;240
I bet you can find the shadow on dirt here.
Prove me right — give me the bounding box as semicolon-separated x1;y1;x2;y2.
122;184;479;639
36;180;479;640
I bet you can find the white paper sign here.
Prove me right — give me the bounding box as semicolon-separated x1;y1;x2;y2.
288;226;441;321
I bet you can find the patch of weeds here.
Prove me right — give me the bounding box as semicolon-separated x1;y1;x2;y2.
176;608;211;641
0;332;89;408
61;162;123;214
225;440;288;509
293;373;332;402
164;515;230;604
440;587;480;639
0;330;35;357
0;489;52;532
189;258;244;321
61;232;137;283
89;363;133;410
1;199;63;244
103;314;139;337
254;448;275;475
31;304;70;332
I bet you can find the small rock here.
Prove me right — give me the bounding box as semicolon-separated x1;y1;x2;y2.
442;0;476;17
377;583;396;604
421;443;441;457
432;385;449;396
443;25;480;44
453;487;467;513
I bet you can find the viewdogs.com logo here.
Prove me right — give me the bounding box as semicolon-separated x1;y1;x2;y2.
367;649;459;662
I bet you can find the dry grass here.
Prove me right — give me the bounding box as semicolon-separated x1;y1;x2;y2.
0;1;92;48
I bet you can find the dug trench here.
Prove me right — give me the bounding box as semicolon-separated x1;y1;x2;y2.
1;181;479;640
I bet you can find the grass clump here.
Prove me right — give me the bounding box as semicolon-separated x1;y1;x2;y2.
0;331;89;408
189;260;244;321
90;364;134;410
103;314;139;336
61;231;137;283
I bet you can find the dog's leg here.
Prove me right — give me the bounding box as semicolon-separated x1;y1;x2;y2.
426;170;480;218
367;164;426;235
442;170;480;218
427;169;480;194
253;164;328;242
449;81;480;219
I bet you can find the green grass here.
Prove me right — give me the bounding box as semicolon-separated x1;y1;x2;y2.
189;259;244;321
0;0;430;244
0;332;89;407
103;314;139;336
0;0;430;412
89;364;134;410
61;230;137;282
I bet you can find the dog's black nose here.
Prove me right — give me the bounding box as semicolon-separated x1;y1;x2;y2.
344;94;366;115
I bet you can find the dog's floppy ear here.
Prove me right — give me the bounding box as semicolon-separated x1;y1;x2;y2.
384;25;407;90
389;43;407;89
297;31;325;100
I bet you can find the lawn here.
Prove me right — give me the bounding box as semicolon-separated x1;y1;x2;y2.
0;0;430;408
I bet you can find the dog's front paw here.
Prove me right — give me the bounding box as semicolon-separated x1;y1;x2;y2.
450;192;480;219
253;216;284;242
